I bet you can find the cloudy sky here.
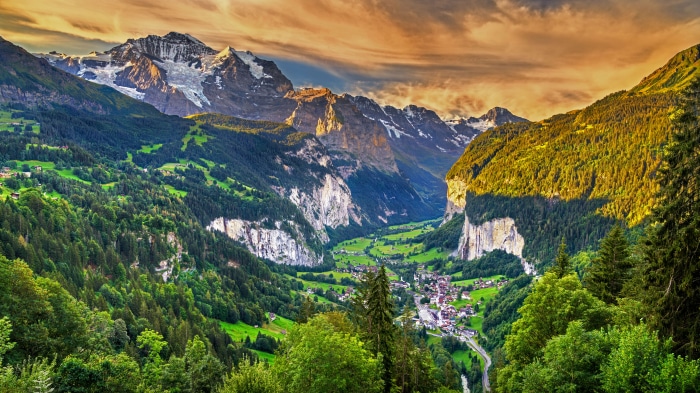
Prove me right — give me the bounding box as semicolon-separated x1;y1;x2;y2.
2;0;700;120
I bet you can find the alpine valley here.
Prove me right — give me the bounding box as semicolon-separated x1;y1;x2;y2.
1;23;700;393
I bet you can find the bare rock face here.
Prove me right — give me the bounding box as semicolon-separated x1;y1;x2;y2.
286;173;361;231
444;179;468;221
275;137;363;240
207;217;322;266
286;89;399;173
458;215;524;260
456;214;536;275
36;32;296;119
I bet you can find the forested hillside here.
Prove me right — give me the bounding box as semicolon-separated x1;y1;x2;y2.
444;43;700;264
0;34;469;393
487;79;700;392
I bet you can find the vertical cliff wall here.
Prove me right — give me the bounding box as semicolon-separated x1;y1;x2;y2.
456;214;536;275
207;218;322;266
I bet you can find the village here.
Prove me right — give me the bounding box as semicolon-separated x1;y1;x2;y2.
409;267;507;341
335;259;508;342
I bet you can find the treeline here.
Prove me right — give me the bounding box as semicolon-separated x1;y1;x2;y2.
419;214;464;251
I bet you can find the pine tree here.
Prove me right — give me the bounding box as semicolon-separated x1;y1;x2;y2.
642;78;700;358
366;265;395;393
296;295;316;324
585;225;632;304
551;237;571;278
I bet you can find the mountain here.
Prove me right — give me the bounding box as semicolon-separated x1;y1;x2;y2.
346;95;528;209
1;35;370;266
443;43;700;269
37;32;296;119
0;36;166;117
630;43;700;95
36;32;527;221
0;34;345;377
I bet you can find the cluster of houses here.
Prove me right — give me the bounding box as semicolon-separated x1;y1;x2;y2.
1;165;45;199
336;263;378;281
0;166;38;180
409;267;504;340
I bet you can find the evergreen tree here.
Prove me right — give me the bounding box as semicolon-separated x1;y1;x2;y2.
641;78;700;358
366;265;396;393
551;237;571;279
296;296;316;324
585;225;632;304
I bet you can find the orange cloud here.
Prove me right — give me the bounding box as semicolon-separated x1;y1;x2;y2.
1;0;699;119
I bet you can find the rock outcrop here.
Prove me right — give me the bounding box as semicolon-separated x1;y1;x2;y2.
207;218;322;266
286;89;399;173
456;214;535;275
285;173;361;233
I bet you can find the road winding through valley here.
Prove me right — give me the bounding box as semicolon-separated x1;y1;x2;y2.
466;336;491;391
413;294;491;391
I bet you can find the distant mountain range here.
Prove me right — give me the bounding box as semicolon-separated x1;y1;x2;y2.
35;32;528;217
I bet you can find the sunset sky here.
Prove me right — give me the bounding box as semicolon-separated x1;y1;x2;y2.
2;0;700;120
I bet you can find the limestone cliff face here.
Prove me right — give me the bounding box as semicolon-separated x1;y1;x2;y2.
285;88;398;173
207;218;322;266
446;178;468;211
276;137;363;238
456;214;536;275
286;173;362;233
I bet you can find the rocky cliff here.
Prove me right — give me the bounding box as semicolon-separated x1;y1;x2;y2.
207;217;322;266
284;173;361;232
37;32;296;119
286;88;399;173
275;136;363;239
456;214;535;275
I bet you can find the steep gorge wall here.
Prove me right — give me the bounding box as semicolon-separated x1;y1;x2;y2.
285;173;362;234
207;217;322;266
456;214;535;275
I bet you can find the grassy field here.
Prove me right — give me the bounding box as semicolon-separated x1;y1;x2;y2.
452;275;506;287
182;126;211;151
335;238;373;252
381;227;430;241
287;274;350;293
452;349;476;369
219;313;294;342
0;110;40;133
164;185;187;197
334;253;376;267
10;160;93;185
252;350;275;364
404;247;450;263
137;144;163;153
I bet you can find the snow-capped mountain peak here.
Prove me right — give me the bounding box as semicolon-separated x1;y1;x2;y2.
35;32;294;115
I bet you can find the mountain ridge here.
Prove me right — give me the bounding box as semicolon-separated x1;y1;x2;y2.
35;31;528;221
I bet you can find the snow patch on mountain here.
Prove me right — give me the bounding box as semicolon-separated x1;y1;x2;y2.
466;118;495;132
77;62;145;100
380;119;407;138
156;59;210;107
234;50;271;79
